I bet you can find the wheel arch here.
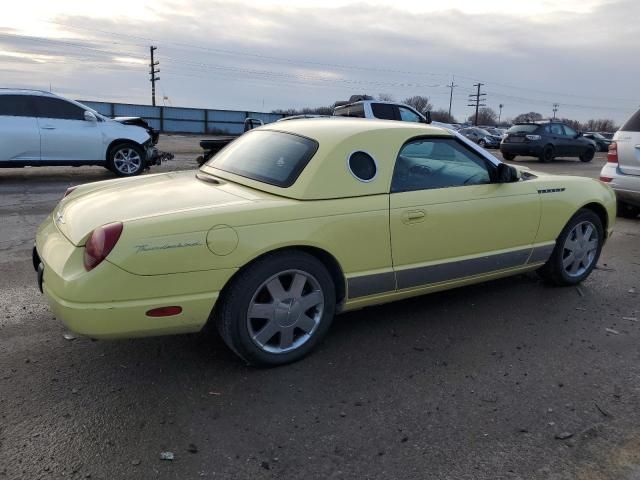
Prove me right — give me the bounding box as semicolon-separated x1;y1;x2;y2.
222;245;347;307
106;139;145;162
580;202;608;235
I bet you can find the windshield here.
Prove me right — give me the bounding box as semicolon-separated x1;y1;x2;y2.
508;124;539;133
206;130;319;187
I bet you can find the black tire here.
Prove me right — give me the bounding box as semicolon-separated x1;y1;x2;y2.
107;142;145;177
539;145;554;163
502;153;516;161
214;251;336;366
537;209;604;286
580;146;596;162
599;143;608;153
618;201;640;219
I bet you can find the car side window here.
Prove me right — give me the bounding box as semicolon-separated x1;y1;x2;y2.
32;97;85;121
562;125;577;137
371;103;397;120
0;95;37;117
391;138;492;193
398;107;421;122
550;124;564;135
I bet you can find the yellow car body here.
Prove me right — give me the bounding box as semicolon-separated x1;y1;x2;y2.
35;118;615;357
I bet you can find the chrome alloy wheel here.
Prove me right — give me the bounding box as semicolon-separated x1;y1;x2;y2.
246;269;324;354
562;221;599;277
113;147;142;174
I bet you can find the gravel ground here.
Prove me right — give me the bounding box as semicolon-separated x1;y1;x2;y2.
1;135;639;480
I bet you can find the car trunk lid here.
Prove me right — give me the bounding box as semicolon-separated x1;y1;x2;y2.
614;130;640;176
54;171;259;245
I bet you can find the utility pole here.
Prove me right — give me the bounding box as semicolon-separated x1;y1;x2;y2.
149;46;160;107
467;83;486;126
552;103;559;119
447;78;458;119
498;103;504;123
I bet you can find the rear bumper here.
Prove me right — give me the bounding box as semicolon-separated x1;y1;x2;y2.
600;163;640;206
500;142;544;156
35;215;235;339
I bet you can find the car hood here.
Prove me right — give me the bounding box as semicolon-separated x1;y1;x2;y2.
54;171;260;245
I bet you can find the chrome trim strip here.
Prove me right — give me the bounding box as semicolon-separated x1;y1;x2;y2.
396;249;531;290
527;243;555;264
347;271;396;299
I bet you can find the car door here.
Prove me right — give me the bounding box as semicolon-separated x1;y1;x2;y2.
0;94;40;162
389;137;540;290
561;124;582;155
33;96;104;162
547;124;566;155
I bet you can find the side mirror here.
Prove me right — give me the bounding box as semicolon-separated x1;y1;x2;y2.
575;131;583;138
84;111;97;122
244;117;264;132
422;110;432;124
497;163;519;183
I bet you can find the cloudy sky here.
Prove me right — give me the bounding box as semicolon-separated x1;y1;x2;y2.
1;0;638;123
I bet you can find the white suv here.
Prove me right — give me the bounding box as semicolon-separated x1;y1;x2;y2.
600;109;640;218
0;89;159;176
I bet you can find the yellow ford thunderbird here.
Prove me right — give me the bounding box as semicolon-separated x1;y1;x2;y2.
34;118;616;365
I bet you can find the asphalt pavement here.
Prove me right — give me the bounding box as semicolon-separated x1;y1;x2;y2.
1;141;639;480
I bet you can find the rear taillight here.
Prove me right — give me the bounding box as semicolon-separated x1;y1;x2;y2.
599;176;613;183
607;142;618;163
84;222;123;271
63;186;77;198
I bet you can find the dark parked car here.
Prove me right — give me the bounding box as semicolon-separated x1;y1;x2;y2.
584;132;612;152
458;127;502;148
500;121;597;163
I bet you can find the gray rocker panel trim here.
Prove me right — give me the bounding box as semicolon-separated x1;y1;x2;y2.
347;243;554;299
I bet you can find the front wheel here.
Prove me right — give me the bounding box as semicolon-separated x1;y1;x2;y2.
580;147;596;162
214;251;336;366
502;153;516;161
108;143;145;177
537;209;603;286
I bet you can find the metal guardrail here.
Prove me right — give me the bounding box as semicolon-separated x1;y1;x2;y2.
79;100;286;135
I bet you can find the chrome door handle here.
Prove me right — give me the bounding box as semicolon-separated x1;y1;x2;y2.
402;210;426;224
41;126;56;130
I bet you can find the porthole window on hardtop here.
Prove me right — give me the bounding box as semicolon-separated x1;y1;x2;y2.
348;151;377;182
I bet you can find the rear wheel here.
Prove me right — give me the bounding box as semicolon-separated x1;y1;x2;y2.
618;201;640;219
580;146;596;162
502;153;516;161
537;209;603;286
539;145;554;163
108;143;145;177
214;251;336;366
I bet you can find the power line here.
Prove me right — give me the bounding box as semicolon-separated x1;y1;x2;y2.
37;19;639;105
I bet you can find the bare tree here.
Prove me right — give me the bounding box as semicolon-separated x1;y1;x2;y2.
468;107;498;126
402;95;433;113
431;109;456;123
513;112;543;123
583;119;618;132
377;93;395;101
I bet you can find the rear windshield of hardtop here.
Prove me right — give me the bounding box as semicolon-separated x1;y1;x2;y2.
206;130;319;188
